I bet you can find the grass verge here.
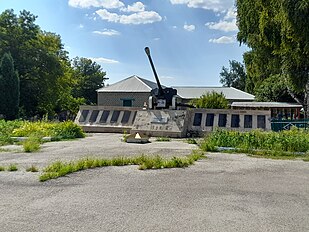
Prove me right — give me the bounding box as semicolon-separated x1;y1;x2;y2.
200;128;309;161
39;150;205;182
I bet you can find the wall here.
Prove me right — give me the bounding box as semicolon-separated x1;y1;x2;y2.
98;92;150;107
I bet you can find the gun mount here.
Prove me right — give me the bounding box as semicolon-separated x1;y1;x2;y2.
145;47;178;109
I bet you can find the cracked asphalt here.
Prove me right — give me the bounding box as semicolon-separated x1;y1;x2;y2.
0;133;308;232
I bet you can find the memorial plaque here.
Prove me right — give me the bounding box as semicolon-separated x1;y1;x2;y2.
206;113;214;127
111;110;120;123
151;116;168;124
218;114;227;127
121;111;131;124
99;110;110;123
257;115;266;129
244;115;252;128
231;114;240;128
89;110;99;123
79;110;89;122
193;113;202;126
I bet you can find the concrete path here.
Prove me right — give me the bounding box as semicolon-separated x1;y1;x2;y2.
0;133;308;232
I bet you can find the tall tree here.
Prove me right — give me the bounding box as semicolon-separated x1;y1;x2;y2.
220;60;247;92
236;0;309;114
72;57;108;105
0;9;76;117
0;53;19;119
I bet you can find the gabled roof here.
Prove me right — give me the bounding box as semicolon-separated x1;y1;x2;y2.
173;86;255;101
97;75;159;92
97;76;255;101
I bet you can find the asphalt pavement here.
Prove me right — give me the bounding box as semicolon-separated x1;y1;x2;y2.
0;133;308;232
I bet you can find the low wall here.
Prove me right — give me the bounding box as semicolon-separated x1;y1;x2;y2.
75;106;271;137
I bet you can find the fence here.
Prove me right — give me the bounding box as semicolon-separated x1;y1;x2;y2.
271;119;309;131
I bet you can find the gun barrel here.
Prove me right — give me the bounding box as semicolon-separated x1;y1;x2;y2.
144;47;163;95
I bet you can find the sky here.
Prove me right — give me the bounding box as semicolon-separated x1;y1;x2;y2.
0;0;248;87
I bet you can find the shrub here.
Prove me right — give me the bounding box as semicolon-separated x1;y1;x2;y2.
0;120;23;145
0;166;5;171
12;120;85;140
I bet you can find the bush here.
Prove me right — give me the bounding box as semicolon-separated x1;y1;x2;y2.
0;120;22;145
12;120;85;140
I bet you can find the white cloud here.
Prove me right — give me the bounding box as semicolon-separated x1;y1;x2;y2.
96;9;162;24
79;24;84;28
89;57;119;64
224;7;237;20
153;37;160;41
206;19;237;32
170;0;233;12
209;36;236;44
121;2;145;12
93;29;121;36
68;0;125;9
173;25;177;29
184;23;195;32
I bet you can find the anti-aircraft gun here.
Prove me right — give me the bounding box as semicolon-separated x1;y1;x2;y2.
144;47;178;109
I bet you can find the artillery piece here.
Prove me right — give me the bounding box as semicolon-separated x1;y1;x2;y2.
144;47;178;109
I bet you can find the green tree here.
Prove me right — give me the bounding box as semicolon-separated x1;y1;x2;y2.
0;53;19;119
190;91;229;109
72;57;108;105
0;9;77;117
236;0;309;114
220;60;247;92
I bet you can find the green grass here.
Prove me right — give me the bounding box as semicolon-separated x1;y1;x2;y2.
7;164;18;171
23;135;41;152
26;165;39;172
155;137;171;142
0;166;5;171
200;128;309;160
39;150;205;182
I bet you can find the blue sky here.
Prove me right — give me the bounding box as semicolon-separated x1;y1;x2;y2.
0;0;248;86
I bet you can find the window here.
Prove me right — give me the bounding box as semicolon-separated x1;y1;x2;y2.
99;111;110;123
193;113;202;126
89;110;99;123
121;111;131;124
205;113;214;127
122;99;132;107
111;110;120;123
218;114;227;127
257;115;266;129
231;114;240;128
79;110;89;122
244;115;252;128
